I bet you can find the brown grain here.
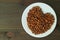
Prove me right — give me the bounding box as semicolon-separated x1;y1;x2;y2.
27;6;55;34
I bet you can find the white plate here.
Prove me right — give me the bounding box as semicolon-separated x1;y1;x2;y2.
21;2;57;38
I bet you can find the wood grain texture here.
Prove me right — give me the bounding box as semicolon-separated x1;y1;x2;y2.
0;3;20;31
0;0;21;3
0;0;60;40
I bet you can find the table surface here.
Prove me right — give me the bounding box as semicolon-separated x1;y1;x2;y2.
0;0;60;40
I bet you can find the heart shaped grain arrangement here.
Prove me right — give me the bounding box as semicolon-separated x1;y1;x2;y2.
27;6;55;34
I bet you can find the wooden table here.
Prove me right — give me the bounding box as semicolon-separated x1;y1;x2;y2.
0;0;60;40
